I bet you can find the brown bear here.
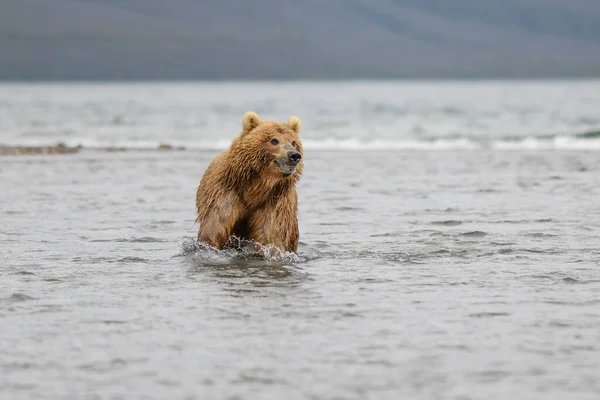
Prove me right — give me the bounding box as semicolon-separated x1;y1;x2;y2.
195;111;303;254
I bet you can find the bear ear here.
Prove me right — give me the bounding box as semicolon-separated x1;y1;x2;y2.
287;116;301;134
242;111;262;132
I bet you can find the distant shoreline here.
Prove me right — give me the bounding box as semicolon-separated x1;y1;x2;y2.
1;77;600;84
0;143;185;156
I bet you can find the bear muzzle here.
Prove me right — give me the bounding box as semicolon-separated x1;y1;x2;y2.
274;151;301;176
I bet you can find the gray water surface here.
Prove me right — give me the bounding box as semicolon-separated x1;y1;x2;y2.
2;80;600;150
2;148;600;399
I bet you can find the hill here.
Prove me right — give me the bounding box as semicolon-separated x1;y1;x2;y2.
1;0;599;80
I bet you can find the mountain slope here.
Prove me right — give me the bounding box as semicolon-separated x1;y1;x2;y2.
1;0;599;80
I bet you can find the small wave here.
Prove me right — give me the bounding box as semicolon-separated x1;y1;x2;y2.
111;257;149;263
523;232;560;238
431;220;463;226
8;132;600;151
90;237;165;243
2;293;37;302
460;231;488;238
489;136;600;150
303;138;481;150
517;247;562;254
469;312;510;318
563;277;600;284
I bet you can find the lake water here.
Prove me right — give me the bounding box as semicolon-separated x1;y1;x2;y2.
1;81;600;399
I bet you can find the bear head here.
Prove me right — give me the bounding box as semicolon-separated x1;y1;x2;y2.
231;111;304;180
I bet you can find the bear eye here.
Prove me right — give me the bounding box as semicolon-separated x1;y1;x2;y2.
292;141;297;147
270;138;279;145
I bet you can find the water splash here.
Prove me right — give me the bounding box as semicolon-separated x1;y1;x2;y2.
177;237;303;266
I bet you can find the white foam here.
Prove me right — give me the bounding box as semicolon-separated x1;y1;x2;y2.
4;136;600;151
301;138;481;150
491;136;600;151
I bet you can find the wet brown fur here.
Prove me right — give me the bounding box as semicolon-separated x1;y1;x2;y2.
195;112;303;253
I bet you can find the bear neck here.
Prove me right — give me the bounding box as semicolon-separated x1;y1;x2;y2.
226;163;296;205
225;139;300;205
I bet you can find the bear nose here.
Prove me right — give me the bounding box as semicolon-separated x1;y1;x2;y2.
288;151;301;164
